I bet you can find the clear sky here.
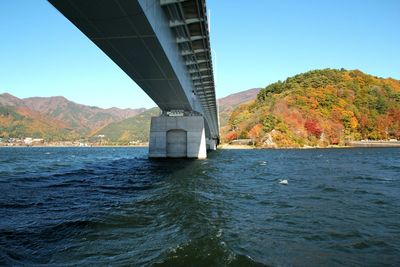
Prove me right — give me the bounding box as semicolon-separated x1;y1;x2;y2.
0;0;399;109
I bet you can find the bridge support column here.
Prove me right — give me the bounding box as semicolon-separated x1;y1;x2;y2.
149;115;207;159
206;139;217;151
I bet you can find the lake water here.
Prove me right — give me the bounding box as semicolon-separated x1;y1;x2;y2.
0;147;399;266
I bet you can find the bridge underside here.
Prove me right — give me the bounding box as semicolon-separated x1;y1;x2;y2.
49;0;218;158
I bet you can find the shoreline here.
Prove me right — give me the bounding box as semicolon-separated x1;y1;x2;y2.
219;141;400;150
1;141;399;149
348;141;400;147
0;145;149;148
218;145;349;150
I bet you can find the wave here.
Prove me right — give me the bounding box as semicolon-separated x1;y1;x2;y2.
0;202;43;209
153;236;268;267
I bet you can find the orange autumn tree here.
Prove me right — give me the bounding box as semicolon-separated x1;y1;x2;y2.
248;124;263;145
224;131;237;142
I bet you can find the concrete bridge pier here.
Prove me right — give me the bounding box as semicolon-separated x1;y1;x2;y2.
206;139;217;151
149;115;207;159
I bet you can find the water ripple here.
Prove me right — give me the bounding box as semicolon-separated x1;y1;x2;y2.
0;147;400;266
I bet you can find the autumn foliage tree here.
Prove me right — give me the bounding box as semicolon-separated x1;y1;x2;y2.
248;124;263;145
304;119;322;138
224;131;237;142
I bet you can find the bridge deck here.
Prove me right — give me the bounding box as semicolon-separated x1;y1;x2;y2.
49;0;219;139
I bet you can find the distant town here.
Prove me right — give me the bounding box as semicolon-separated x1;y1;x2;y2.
0;136;148;147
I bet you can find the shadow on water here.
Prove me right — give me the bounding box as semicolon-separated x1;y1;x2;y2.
145;156;265;266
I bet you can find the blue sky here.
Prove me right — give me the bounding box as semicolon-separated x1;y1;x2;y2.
0;0;399;109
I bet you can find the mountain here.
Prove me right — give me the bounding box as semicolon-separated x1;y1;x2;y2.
92;107;161;143
0;93;77;140
95;89;262;144
218;88;260;127
0;93;25;107
23;96;145;135
0;93;146;140
224;69;400;147
1;88;261;143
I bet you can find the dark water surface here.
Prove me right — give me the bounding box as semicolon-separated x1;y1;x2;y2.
0;147;399;266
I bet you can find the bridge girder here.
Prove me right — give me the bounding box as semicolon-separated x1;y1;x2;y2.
48;0;219;139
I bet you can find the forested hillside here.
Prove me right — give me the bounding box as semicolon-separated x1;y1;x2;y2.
0;93;145;141
224;69;400;147
23;96;145;135
218;88;260;127
92;107;160;144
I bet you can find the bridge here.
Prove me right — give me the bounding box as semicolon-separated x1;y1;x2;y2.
49;0;219;158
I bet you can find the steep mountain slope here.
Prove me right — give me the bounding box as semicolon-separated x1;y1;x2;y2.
93;107;161;143
0;93;147;140
218;88;260;127
0;94;77;140
0;93;25;107
23;96;145;135
225;69;400;147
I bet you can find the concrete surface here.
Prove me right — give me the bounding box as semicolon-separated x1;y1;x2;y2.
149;115;207;159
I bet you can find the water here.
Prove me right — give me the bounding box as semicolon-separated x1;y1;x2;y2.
1;147;399;266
